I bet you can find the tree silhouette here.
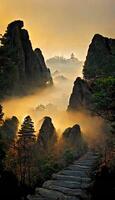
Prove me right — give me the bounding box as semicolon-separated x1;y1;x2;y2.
0;105;5;171
0;105;4;126
17;116;36;185
18;116;35;138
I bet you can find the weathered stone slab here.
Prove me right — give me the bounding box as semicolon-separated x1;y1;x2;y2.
38;188;79;200
52;174;91;183
42;180;81;189
58;170;88;177
67;165;91;171
74;161;98;166
28;194;46;200
42;180;92;190
42;184;87;199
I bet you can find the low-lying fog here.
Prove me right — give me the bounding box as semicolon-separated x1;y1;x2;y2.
2;63;107;147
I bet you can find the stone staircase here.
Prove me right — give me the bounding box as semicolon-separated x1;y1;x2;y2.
28;151;101;200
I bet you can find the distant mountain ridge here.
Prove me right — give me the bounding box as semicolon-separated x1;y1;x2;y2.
46;54;83;79
47;54;81;65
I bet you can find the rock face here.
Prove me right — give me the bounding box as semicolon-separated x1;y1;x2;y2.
3;20;52;91
62;124;86;152
83;34;115;79
37;117;57;149
67;77;92;111
68;34;115;112
63;124;81;144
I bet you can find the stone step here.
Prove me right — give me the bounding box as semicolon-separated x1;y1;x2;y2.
28;194;46;200
74;161;98;167
42;184;88;199
72;164;93;168
67;165;97;176
42;180;92;190
67;165;91;171
58;169;89;177
52;174;91;183
38;187;80;200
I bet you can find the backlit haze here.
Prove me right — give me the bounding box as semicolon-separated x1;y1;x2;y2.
0;0;115;60
0;0;112;145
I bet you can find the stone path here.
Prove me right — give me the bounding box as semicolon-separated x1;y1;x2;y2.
28;151;101;200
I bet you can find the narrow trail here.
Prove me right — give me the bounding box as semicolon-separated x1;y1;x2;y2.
28;151;101;200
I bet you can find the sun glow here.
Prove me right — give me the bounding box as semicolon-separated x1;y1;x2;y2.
0;0;115;61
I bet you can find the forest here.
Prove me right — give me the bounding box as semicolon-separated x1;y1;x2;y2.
0;106;88;199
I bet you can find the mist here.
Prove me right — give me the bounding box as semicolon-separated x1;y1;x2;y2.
2;68;107;148
2;64;79;124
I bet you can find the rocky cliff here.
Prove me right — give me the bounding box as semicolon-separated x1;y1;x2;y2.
67;77;92;111
68;34;115;112
83;34;115;79
37;117;57;149
0;20;52;97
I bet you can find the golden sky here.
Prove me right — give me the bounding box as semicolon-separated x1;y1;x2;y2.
0;0;115;60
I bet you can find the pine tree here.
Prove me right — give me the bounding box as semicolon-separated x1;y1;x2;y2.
0;105;5;171
18;116;35;138
17;116;36;185
0;105;4;126
0;31;19;99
